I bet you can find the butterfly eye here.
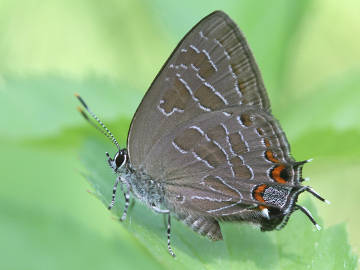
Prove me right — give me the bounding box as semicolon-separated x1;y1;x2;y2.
114;152;125;168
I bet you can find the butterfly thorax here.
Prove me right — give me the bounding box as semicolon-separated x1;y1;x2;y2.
119;161;166;210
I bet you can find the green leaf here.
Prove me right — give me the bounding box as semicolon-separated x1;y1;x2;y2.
80;137;358;269
0;198;163;270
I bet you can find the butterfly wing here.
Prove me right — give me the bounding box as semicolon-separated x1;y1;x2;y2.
127;11;301;234
143;106;303;233
128;11;271;168
143;107;297;195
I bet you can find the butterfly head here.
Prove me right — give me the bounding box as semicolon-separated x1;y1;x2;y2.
106;149;127;173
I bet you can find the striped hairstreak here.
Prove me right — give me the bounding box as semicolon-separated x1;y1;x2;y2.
76;10;328;257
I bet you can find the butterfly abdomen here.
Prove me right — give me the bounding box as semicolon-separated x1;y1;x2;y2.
178;214;223;241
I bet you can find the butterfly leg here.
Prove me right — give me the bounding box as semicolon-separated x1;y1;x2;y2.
150;206;175;257
120;184;130;222
108;176;121;210
167;213;176;257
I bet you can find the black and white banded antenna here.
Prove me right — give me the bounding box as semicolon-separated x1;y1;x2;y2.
75;93;121;150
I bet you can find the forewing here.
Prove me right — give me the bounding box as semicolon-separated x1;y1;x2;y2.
128;11;271;168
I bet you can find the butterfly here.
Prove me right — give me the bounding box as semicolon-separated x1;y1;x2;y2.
76;10;328;257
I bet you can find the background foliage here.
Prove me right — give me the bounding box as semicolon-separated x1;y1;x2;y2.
0;0;359;269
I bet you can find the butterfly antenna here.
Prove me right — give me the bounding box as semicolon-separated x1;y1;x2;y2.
76;106;114;141
295;204;321;231
75;93;121;150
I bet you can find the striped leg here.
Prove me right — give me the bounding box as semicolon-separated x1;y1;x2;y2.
108;176;121;210
167;214;176;257
120;187;130;222
150;206;175;257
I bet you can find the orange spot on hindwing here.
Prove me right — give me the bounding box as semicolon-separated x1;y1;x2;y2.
265;150;280;163
253;184;268;209
270;164;290;184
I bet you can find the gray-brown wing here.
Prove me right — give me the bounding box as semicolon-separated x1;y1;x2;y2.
141;107;296;218
128;11;271;169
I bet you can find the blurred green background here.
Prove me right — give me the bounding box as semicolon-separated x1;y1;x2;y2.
1;0;359;269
